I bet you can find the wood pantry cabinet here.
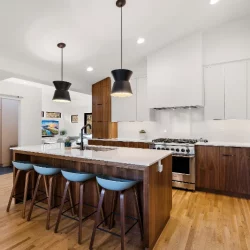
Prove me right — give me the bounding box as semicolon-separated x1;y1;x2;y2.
196;145;250;197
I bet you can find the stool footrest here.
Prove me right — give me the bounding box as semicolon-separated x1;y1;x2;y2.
96;212;138;237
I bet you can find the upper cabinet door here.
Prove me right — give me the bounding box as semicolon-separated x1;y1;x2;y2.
136;77;155;121
111;79;137;122
204;65;225;120
147;33;203;108
247;61;250;119
224;61;247;119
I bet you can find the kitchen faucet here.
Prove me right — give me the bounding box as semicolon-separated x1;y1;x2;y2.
80;124;92;150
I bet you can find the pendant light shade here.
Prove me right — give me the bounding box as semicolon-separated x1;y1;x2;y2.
111;69;133;97
111;0;133;98
52;43;72;103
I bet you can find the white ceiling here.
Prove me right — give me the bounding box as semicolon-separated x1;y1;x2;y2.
0;0;250;94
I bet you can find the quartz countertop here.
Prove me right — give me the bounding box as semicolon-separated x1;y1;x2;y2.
12;144;172;167
196;141;250;148
89;138;153;143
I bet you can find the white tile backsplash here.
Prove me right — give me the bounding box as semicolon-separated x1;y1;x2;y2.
118;108;250;143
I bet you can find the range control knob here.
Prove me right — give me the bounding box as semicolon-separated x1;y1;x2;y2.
186;149;190;153
181;149;185;152
157;148;160;150
166;148;169;150
171;148;175;151
176;148;180;152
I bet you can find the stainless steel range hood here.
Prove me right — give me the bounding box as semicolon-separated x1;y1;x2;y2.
153;105;204;110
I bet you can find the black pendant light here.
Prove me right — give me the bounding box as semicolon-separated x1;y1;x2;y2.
111;0;133;98
53;43;71;103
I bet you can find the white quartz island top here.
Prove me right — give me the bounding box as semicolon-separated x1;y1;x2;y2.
12;144;172;167
196;141;250;148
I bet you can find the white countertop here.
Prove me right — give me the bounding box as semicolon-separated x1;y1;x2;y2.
12;144;172;167
196;141;250;148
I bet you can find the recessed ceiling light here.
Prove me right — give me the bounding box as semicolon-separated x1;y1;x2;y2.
137;38;145;44
87;67;93;72
210;0;220;5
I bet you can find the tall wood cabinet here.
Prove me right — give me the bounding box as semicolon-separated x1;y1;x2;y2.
92;77;117;139
196;145;250;197
0;98;19;167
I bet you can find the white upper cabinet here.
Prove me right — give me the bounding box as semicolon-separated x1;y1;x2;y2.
224;61;247;119
247;61;250;119
147;33;203;108
112;79;137;122
136;77;155;121
204;65;225;120
112;77;155;122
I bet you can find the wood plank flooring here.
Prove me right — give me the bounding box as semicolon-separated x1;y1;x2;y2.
1;173;250;250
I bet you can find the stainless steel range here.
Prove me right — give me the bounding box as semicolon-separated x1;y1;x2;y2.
151;138;208;190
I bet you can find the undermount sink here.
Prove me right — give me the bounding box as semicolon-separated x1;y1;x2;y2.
74;146;115;152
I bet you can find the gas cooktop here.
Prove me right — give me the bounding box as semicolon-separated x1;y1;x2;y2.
152;138;207;144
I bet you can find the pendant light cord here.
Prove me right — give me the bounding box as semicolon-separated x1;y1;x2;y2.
121;6;123;69
61;48;63;81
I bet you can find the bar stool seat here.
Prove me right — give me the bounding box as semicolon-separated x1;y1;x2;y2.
55;169;104;244
27;164;72;230
96;176;138;191
7;161;35;218
90;175;143;250
33;164;60;176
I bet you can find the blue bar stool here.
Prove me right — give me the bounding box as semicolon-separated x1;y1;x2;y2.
27;164;74;230
7;161;35;218
90;176;143;250
54;169;105;244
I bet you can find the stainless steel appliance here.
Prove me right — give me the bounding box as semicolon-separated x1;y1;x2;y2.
151;138;208;190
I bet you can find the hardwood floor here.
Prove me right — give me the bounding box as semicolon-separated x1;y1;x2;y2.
1;173;250;250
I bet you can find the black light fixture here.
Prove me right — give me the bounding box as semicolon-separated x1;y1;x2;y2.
53;43;71;103
111;0;133;98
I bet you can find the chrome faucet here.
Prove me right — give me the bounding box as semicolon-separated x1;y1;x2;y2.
80;124;92;150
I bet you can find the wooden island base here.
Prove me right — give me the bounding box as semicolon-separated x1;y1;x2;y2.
13;150;172;250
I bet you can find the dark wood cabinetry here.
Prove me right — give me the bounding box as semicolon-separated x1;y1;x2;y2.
92;78;117;139
89;139;150;149
196;145;250;198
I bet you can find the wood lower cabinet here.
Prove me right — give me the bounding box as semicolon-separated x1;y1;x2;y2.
196;146;220;190
196;145;250;197
89;140;150;149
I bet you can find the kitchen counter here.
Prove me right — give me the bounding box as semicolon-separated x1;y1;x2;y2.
12;144;171;168
12;144;172;250
196;141;250;148
89;138;153;143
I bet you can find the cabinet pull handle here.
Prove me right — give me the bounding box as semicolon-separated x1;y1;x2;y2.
222;154;235;157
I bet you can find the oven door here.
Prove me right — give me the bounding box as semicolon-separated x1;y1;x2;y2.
172;155;195;184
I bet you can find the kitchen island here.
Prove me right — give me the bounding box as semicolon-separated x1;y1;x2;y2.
12;144;172;250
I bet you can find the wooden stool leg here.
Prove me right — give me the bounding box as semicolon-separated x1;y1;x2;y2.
90;188;106;250
133;186;144;240
78;183;84;244
109;191;118;229
120;192;125;250
54;180;70;233
6;169;21;212
43;176;49;198
27;174;42;221
31;170;35;198
46;176;54;230
22;170;32;219
95;181;106;226
67;183;75;216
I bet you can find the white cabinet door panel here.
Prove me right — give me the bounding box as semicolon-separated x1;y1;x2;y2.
204;65;225;120
247;61;250;119
111;79;137;122
225;61;247;119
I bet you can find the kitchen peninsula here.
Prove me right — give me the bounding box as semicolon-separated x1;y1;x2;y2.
12;144;172;250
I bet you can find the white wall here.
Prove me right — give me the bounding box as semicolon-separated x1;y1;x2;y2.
42;87;92;137
0;79;42;146
118;16;250;143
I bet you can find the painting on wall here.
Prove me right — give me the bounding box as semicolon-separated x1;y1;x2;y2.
84;113;92;134
71;115;78;123
46;112;61;119
41;120;59;137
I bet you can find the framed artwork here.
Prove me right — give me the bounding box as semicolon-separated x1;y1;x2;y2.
46;112;61;118
41;111;44;117
84;113;92;134
71;115;78;123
